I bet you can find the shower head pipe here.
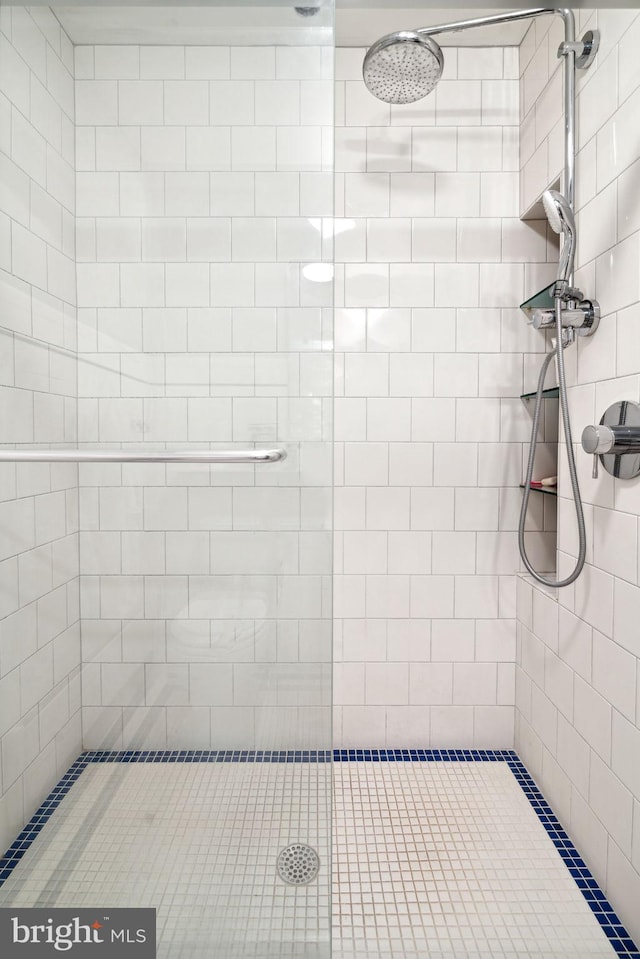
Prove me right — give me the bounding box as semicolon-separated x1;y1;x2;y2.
365;8;577;205
410;7;557;40
415;7;576;207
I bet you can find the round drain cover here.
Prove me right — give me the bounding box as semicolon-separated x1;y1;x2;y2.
276;843;320;885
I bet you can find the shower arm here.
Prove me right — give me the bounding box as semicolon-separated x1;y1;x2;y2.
412;7;577;209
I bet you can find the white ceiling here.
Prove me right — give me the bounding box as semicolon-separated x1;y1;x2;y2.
53;5;333;46
50;4;533;47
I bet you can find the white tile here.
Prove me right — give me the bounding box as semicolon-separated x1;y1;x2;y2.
574;563;614;639
343;441;387;486
120;172;164;216
481;171;518;216
389;263;434;308
611;709;640;800
435;173;481;216
185;47;229;80
94;127;140;173
432;531;476;574
436;80;482;126
277;127;322;171
166;263;210;308
365;662;408;704
344;172;389;216
589;751;633;857
458;127;504;172
366;487;409;530
557;606;592;682
165;80;209;125
597;84;640;191
95;217;141;262
454;662;497;704
592;629;637;723
574;675;612;763
255;172;299;216
118;81;163;125
165;172;209;216
387;531;431;575
593;505;637;584
209;264;254;309
255;80;300;126
76;80;118;125
409;662;453;704
230;46;275;80
388;442;432;486
367;217;411;262
367;127;411;172
431;618;475;661
140;46;185;80
120;263;165;308
411;487;454;531
454;575;499;618
367;397;411;441
141;127;185;171
94;46;139;80
142;218;186;262
435;264;480;308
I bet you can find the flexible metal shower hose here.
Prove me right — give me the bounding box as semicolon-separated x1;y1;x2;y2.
518;298;587;587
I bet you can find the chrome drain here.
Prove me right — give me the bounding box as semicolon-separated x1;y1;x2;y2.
276;843;320;885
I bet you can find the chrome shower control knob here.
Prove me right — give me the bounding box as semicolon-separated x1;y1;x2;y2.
581;424;615;455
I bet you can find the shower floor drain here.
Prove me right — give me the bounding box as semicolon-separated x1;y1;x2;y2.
276;843;320;885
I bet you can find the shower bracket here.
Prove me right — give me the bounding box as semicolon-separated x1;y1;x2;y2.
521;283;599;336
557;30;600;70
555;287;600;337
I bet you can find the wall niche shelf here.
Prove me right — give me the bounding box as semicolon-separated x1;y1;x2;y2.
520;386;559;401
519;483;557;497
519;381;559;576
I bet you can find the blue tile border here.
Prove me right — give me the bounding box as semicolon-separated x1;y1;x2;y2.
0;748;637;957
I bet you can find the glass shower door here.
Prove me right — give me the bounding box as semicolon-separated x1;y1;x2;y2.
0;2;333;955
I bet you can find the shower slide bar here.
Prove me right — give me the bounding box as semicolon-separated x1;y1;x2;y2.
0;448;286;464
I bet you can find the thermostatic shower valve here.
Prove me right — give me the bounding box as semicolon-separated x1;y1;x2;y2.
582;400;640;479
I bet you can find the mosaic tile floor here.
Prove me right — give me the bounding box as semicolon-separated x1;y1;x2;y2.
0;762;331;958
333;761;618;958
0;755;629;958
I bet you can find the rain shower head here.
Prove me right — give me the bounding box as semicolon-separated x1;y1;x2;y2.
363;31;444;104
542;189;576;285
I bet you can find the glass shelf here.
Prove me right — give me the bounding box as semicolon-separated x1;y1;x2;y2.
520;281;556;314
519;483;558;497
520;386;559;401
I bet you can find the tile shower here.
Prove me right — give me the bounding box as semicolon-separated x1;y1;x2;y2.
1;3;640;957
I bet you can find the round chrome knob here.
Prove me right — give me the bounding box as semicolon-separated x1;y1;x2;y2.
581;424;614;455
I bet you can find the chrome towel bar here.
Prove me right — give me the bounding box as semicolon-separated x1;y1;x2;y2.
0;448;286;464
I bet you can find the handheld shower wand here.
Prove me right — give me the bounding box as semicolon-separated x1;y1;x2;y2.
518;188;588;589
542;189;576;290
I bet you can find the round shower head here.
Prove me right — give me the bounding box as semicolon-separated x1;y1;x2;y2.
363;31;444;104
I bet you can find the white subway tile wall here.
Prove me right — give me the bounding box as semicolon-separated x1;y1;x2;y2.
74;43;334;753
515;9;640;948
0;6;80;855
333;45;557;750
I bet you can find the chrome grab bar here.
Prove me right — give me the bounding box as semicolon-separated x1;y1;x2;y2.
0;448;286;464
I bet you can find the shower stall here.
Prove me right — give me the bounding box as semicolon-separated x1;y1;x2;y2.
2;2;640;958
